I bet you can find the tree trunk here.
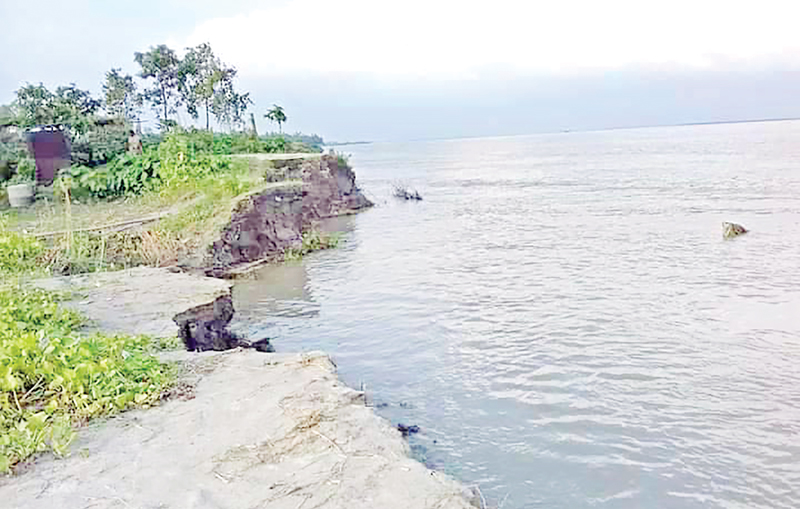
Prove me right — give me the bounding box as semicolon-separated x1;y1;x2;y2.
205;98;210;130
161;84;168;122
250;113;258;137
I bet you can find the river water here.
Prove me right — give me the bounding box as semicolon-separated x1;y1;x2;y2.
231;120;800;509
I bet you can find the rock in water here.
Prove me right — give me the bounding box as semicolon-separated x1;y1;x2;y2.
723;222;748;239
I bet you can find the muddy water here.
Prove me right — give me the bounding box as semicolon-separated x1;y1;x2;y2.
231;120;800;509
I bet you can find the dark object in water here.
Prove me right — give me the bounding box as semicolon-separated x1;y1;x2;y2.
244;338;275;353
723;221;748;239
374;402;389;409
173;297;273;353
392;184;423;201
174;295;241;351
397;423;420;436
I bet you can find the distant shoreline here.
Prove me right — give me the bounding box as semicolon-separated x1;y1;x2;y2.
325;141;372;147
392;116;800;145
641;116;800;129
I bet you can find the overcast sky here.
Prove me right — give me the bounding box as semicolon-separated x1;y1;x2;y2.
2;0;799;141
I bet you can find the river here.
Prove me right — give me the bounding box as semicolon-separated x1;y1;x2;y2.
231;120;800;509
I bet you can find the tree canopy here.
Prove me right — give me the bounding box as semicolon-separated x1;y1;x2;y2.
179;43;250;131
103;68;139;122
2;41;265;134
9;83;101;134
134;45;182;125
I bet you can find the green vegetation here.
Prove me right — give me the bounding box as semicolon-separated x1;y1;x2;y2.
0;285;176;472
103;68;139;123
284;230;341;261
134;45;183;126
1;216;177;473
0;222;45;277
1;40;327;189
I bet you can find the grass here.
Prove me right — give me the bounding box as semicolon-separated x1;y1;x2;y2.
284;230;341;262
0;285;177;473
0;156;275;275
0;148;344;277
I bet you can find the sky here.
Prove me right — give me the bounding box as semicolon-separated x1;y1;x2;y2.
2;0;800;141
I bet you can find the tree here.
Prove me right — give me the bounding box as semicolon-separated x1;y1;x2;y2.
213;87;251;131
52;84;101;133
265;105;286;133
180;43;220;130
103;68;138;122
12;84;54;128
134;45;182;125
10;83;100;134
180;43;250;131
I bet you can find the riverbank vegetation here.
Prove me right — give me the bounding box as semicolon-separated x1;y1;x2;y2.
0;40;346;475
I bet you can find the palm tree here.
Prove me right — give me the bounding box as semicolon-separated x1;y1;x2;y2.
265;104;286;133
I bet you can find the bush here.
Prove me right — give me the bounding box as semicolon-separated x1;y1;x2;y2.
158;129;295;156
68;149;161;200
107;151;161;196
156;132;234;188
70;123;128;167
0;286;175;472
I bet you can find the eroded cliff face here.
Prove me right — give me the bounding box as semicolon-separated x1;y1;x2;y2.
202;154;372;277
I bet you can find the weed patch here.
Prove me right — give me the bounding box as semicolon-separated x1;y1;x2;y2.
0;286;175;472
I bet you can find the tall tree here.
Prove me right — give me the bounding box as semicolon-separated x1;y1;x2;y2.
103;68;138;122
213;86;251;131
180;43;250;131
265;105;287;133
52;84;101;133
134;45;181;126
180;43;219;130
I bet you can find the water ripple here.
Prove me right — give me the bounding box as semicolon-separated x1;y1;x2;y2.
233;121;800;509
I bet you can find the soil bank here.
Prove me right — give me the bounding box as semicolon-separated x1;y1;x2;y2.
4;267;478;507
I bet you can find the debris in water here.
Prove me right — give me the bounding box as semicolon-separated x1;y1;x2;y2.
392;183;423;201
723;221;748;239
397;423;420;436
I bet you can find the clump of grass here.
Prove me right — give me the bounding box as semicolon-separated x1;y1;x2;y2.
283;229;341;261
0;286;176;473
0;220;46;278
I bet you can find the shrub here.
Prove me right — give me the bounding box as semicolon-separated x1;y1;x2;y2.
70;123;128;167
0;224;44;277
107;151;161;196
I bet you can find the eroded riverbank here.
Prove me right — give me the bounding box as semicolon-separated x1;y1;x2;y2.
1;268;478;509
1;349;475;509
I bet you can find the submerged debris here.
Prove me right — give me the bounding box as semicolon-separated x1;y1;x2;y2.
243;337;275;353
723;221;748;239
392;183;423;201
397;423;421;436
